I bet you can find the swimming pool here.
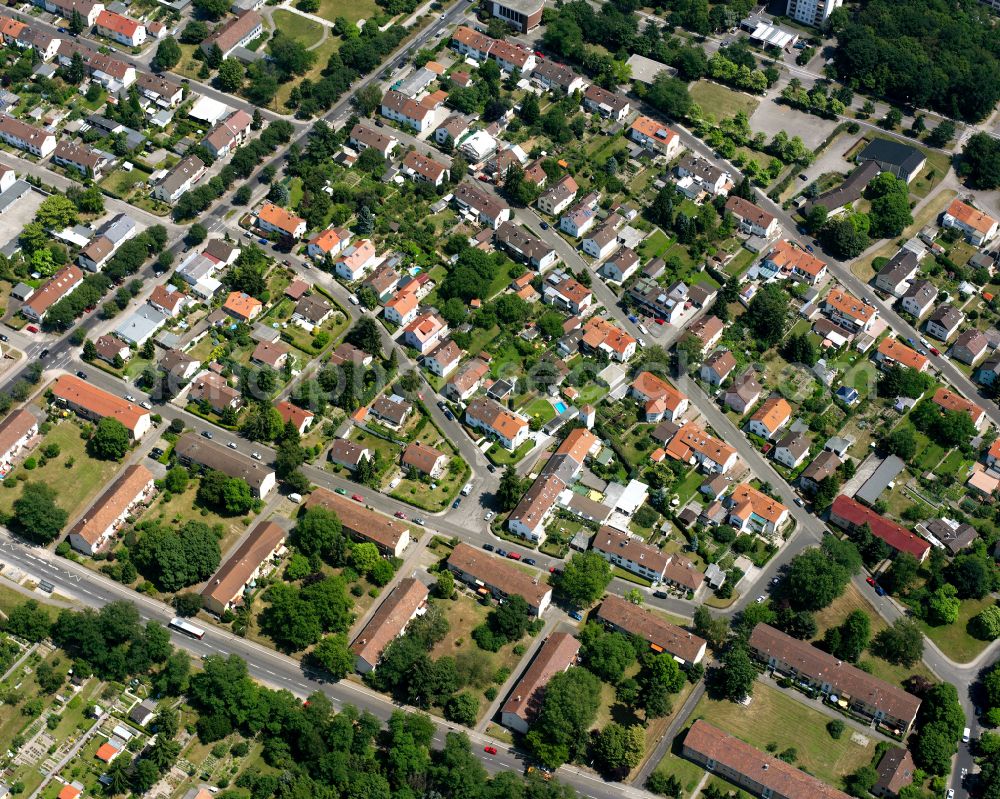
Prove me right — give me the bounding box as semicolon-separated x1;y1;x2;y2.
409;266;422;276
553;401;567;414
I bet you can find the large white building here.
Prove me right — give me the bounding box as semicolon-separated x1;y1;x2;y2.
786;0;843;26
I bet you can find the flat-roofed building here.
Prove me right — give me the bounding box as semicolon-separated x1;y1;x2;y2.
304;486;410;557
68;464;155;555
500;632;579;733
447;542;552;615
748;623;920;732
351;577;428;672
489;0;543;32
201;520;287;615
174;432;276;497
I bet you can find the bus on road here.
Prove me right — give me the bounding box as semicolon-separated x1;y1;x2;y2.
169;618;206;640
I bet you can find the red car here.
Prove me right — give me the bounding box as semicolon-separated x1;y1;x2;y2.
352;493;364;502
507;552;521;560
484;745;497;754
866;577;876;587
655;318;666;325
26;325;39;333
549;566;557;573
930;347;940;356
394;511;407;519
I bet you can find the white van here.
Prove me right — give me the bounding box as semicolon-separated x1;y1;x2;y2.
962;727;971;743
461;482;473;496
349;295;360;305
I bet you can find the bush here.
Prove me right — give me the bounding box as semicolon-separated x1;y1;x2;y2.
828;719;845;739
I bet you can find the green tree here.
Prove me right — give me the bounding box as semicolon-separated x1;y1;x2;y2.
293;506;345;563
845;765;879;798
824;609;870;661
717;644;756;701
164;467;189;494
593;723;645;775
497;465;526;511
744;283;789;348
444;692;479;726
193;0;229;18
927;583;961;625
872;617;924;666
526;667;601;769
152;37;182;71
36;195;78;230
349;542;381;576
555;552;612;608
216;59;245;92
579;623;636;683
132;521;221;592
88;418;130;460
961;132;1000;189
971;605;1000;640
883;552;920;595
311;633;353;679
435;569;455;599
13;483;68;544
3;600;52;641
785;548;852;611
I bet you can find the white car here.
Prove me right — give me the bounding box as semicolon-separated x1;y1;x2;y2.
125;394;136;402
947;789;955;799
140;401;152;410
484;511;494;521
227;441;238;450
756;595;766;603
637;337;646;349
251;452;261;460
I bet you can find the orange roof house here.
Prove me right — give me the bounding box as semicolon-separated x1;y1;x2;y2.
95;743;120;763
257;202;306;239
630;371;688;423
222;291;263;322
766;240;827;284
932;387;985;428
58;785;81;799
823;287;878;332
665;422;738;474
748;396;792;440
629;116;681;156
876;337;929;372
580;317;636;362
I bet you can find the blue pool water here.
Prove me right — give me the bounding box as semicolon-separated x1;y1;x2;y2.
553;401;567;414
409;266;422;276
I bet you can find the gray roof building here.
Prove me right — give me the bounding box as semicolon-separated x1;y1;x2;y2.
854;455;905;507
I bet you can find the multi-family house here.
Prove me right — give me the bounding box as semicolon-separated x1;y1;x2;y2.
94;9;145;46
257;202;307;240
926;304;964;341
536;175;578;217
823;287;878;333
200;10;263;58
153;155;206;204
765;240;828;285
582;214;623;261
726;482;790;537
747;396;792;440
724;195;778;238
466;397;529;450
495;221;557;271
628;116;683;158
900;279;936;319
942;198;999;245
452;182;511;229
582;84;630;121
560;191;600;237
874;249;919;297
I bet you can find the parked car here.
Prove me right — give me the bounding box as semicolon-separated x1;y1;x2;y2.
496;549;507;557
523;557;536;566
875;584;885;596
569;611;583;621
484;511;494;521
26;325;38;333
755;595;766;603
202;430;213;439
540;221;549;230
227;442;237;450
653;590;668;599
483;543;494;552
487;464;497;473
484;746;497;755
413;517;425;525
76;370;87;379
507;552;521;560
335;487;347;495
125;394;136;402
352;493;364;502
394;511;407;519
141;401;152;410
149;448;164;459
251;452;261;460
866;577;876;586
452;497;461;508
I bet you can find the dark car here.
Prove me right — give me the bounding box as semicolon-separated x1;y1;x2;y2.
569;611;583;621
39;348;50;358
0;334;7;342
76;370;87;379
496;549;507;558
445;409;455;420
483;543;494;552
653;590;668;599
149;447;164;459
487;464;497;473
201;430;213;439
452;497;461;508
523;557;536;566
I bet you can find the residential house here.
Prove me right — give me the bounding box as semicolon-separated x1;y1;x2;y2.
581;316;636;362
773;430;811;469
275;400;313;435
900;279;936;318
93;334;130;365
537;175;578;217
251;340;289;369
874;250;919;297
362;263;400;302
380;89;435;133
560;192;600;237
724;370;763;414
599;247;639;283
349;124;398;158
401;150;449;186
631;371;688;423
596;594;706;665
951;329;989;365
800;450;842;493
582;214;623;261
747;396;792;440
500;633;579;734
675;156;730;199
823;287;878;333
175;433;276;498
94;10;145;46
725;195;778;238
222;291;263;322
201;520;286;615
466;397;529;450
582;84;630;121
368;394;413;429
0;114;55;157
68;464;155;555
626;276;686;324
682;720;855;799
351;578;428;673
830;495;930;561
922;518;977;556
873;748;916;799
291;295;332;331
932;387;986;429
50;375;151;439
726;482;789;537
664;421;739;474
452;183;511;229
942;198;999;245
685;316;725;355
52;140;111;180
136;72;183;107
531;59;587;94
152;155;205;204
401;441;447;477
508;473;563;541
434;113;472;147
447;542;551;615
257;202;306;240
445;358;489;402
926;304;964;341
402;312;448;354
591;526;670;583
875;337;929;372
495;221;558;271
204;109;253;159
78;213;138;271
628;116;683;158
543;273;592;315
424;339;462;378
328;438;370;471
0;409;38;476
189;372;242;414
160;348;200;381
201;10;264;58
749;623;921;732
701;350;737;385
766;240;828;285
334;240;378;281
148;284;191;318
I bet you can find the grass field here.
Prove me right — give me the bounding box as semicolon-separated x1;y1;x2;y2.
275;35;339;109
316;0;379;24
649;750;706;797
812;582;937;688
639;229;672;260
139;482;247;559
271;9;325;48
690;81;760;120
0;421;123;522
523;396;557;425
918;594;994;663
691;681;875;788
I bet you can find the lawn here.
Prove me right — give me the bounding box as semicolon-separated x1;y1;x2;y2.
673;468;704;505
316;0;378;24
522;396;556;426
639;229;672;260
650;750;706;798
0;420;124;521
689;80;760;120
812;582;937;688
917;594;995;663
275;35;339;109
691;681;875;788
139;482;247;559
725;247;756;277
100;168;149;198
271;9;325;48
486;439;534;466
0;584;61;621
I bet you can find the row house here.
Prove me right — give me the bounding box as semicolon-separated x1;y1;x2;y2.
500;633;578;734
201;10;263;58
627;277;688;325
349;123;398;158
0;114;55;157
33;0;103;26
152;155;206;204
531;59;587;94
449;26;536;74
448;542;551;615
830;495;930;561
52;140;111;180
201;520;287;616
23;264;83;321
932;387;986;429
68;464;155;555
304;487;409;556
78;212;138;271
0;409;38;476
596;594;706;666
50;374;151;440
351;578;428;673
176;433;276;498
136;72;184;108
381;89;435;133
